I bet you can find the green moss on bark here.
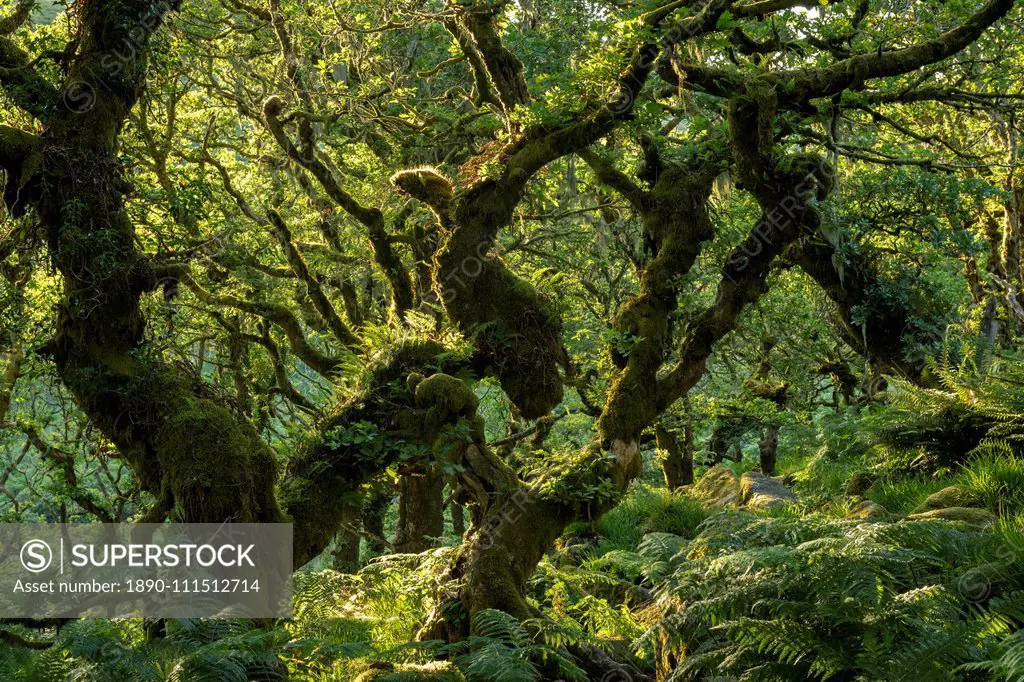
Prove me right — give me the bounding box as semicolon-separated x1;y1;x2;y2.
155;394;281;523
282;340;486;566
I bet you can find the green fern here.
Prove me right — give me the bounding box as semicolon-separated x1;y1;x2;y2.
449;610;587;682
645;510;1024;681
866;353;1024;471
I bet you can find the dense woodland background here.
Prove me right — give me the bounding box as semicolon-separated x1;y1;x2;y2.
3;0;1024;679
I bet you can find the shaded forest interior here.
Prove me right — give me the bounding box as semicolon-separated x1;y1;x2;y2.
3;0;1024;679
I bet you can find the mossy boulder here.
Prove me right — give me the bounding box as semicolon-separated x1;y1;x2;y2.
912;485;982;513
355;662;466;681
691;466;741;508
740;471;798;510
844;472;876;497
907;506;997;527
846;500;891;520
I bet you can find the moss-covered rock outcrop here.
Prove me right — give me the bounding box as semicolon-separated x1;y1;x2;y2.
912;485;983;513
907;506;996;527
690;466;741;508
740;471;798;510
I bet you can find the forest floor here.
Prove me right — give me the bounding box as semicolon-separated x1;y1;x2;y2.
3;420;1024;681
326;425;1024;681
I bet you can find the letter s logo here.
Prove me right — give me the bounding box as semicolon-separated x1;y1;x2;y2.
63;81;96;114
21;540;52;573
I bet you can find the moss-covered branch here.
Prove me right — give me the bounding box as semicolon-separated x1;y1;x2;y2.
442;16;500;107
449;1;530;113
657;96;831;407
263;96;415;315
793;238;924;381
673;0;1015;103
20;424;114;522
267;209;360;347
247;325;317;411
584;147;722;453
186;273;342;375
0;0;31;36
0;37;60;123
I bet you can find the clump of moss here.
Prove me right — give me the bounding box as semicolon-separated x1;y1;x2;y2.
445;260;564;419
391;167;454;217
354;662;465;681
282;340;489;565
156;393;282;523
415;373;478;418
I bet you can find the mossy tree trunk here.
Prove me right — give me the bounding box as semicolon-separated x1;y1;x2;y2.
362;484;393;559
1003;182;1023;287
758;426;780;476
708;426;732;464
394;471;445;553
332;505;362;573
13;0;285;529
657;423;693;490
450;499;466;538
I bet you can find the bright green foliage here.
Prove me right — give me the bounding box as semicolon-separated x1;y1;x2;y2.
645;513;1024;681
866;353;1024;471
2;0;1024;678
449;610;587;682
